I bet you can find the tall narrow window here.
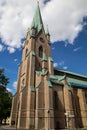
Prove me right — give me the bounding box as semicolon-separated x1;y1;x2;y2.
85;91;87;104
39;46;43;58
54;91;58;109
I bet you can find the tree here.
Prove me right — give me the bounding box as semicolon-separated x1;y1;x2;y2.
0;68;12;124
0;69;9;87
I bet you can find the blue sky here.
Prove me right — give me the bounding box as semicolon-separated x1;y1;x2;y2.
52;23;87;74
0;0;87;94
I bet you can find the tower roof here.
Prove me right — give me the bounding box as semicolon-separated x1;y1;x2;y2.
31;2;45;35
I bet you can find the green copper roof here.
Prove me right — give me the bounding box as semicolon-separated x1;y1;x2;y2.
27;50;35;57
65;84;71;91
49;57;53;62
55;68;87;78
67;77;87;88
47;80;52;87
30;86;35;92
50;75;64;85
36;71;42;75
31;2;44;35
30;51;35;56
50;74;87;89
42;53;47;61
36;81;42;88
20;86;26;92
50;75;65;81
36;70;48;76
58;75;66;81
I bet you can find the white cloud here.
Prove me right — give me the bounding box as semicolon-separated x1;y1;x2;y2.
14;59;17;62
73;47;81;52
43;0;87;43
64;41;68;47
59;61;64;66
52;47;55;50
63;66;68;70
0;0;87;53
13;81;17;90
0;44;4;52
58;61;68;69
7;87;12;92
53;62;58;67
7;47;15;53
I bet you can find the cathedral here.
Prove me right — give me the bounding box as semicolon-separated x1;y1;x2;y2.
11;2;87;130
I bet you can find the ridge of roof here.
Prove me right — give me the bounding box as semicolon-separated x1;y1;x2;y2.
67;77;87;88
50;74;87;89
55;68;87;79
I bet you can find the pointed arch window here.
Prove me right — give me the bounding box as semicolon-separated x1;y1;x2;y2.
38;46;43;58
85;90;87;104
54;91;58;109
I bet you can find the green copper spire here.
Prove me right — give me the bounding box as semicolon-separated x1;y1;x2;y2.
31;2;44;35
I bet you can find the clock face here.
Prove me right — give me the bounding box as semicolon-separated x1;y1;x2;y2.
39;37;45;43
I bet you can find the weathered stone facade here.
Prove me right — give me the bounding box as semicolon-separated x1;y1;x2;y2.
10;3;87;130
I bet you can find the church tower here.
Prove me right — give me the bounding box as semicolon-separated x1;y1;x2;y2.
11;2;55;130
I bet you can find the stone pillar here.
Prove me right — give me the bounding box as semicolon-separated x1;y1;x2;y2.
17;92;22;128
35;73;44;130
78;89;87;127
35;87;39;129
48;57;54;75
44;76;54;130
26;52;35;129
63;85;76;128
10;96;14;125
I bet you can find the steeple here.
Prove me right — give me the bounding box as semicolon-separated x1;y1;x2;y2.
31;2;45;35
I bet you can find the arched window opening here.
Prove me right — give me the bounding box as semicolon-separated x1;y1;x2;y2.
54;91;58;109
55;121;60;129
39;46;43;58
85;91;87;104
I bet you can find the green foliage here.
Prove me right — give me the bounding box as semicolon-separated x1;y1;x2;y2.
0;68;12;124
0;69;9;87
